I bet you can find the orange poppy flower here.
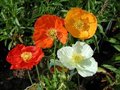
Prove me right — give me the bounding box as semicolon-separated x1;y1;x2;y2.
65;8;97;40
6;44;44;70
33;15;68;48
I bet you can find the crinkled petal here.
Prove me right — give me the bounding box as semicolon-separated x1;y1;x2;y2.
76;58;98;77
34;15;57;30
72;41;84;53
6;44;24;65
80;41;93;59
57;27;68;45
35;37;54;48
55;18;68;44
72;41;93;58
57;46;75;70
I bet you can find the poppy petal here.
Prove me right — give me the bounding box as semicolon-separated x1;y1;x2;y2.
33;15;68;48
35;37;54;49
65;8;97;40
6;44;44;70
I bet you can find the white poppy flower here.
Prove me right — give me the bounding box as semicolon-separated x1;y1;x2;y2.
57;41;98;77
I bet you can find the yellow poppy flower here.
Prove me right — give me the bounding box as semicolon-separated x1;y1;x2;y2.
65;8;97;40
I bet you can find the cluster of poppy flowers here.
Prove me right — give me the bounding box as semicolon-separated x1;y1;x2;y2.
6;8;98;77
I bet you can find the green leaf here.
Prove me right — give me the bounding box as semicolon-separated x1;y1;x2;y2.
103;64;118;73
51;2;63;6
43;76;50;87
97;67;106;74
114;33;120;41
94;35;99;52
108;38;120;44
60;0;69;2
0;35;9;41
97;24;106;36
8;41;13;50
106;75;113;84
112;54;120;61
113;45;120;52
116;74;120;85
115;56;120;61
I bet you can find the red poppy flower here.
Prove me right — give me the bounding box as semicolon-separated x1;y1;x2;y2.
33;15;68;48
6;44;44;70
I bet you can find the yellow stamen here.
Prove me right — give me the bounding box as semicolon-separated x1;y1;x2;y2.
21;52;32;62
48;29;57;39
74;20;84;30
72;53;84;63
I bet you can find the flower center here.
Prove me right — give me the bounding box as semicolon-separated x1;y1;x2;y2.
74;20;84;30
48;29;57;39
72;53;84;64
21;52;32;62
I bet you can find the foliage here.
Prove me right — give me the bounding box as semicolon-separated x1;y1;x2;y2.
0;0;120;90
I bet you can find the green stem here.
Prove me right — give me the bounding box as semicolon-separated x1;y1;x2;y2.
35;65;44;90
53;40;57;73
87;0;90;12
77;74;80;90
27;70;33;84
35;65;40;82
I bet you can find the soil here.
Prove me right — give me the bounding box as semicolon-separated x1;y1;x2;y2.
0;40;116;90
0;42;31;90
